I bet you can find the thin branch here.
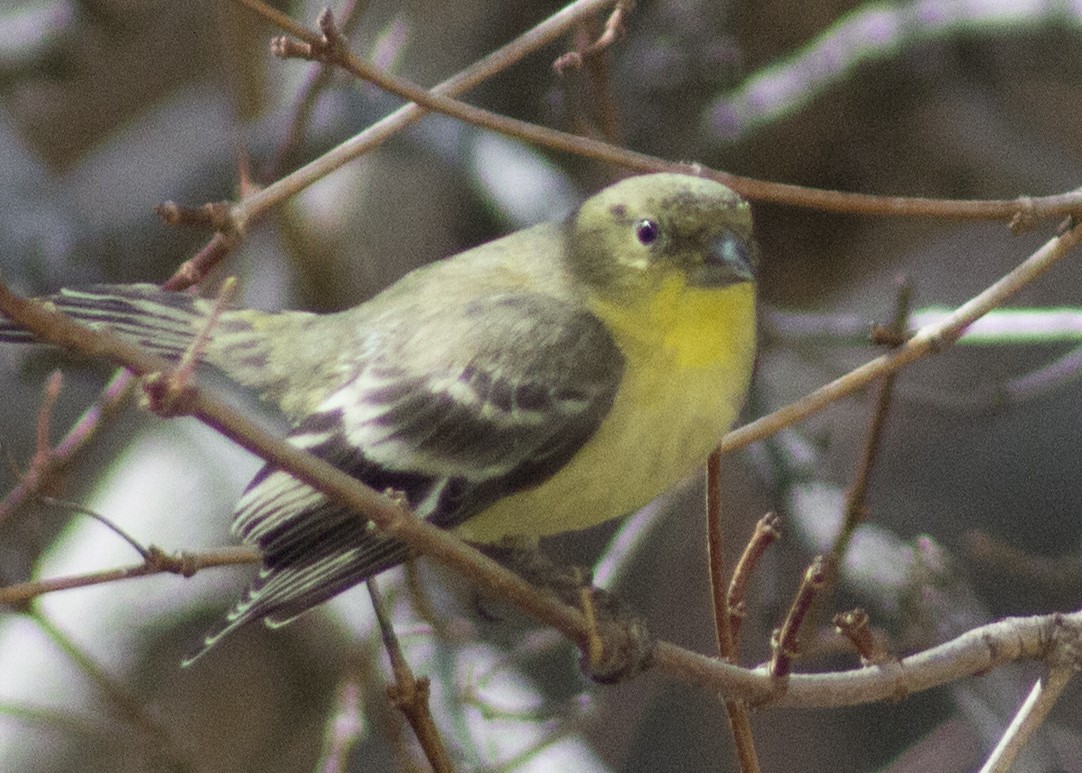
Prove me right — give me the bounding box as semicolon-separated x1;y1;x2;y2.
980;663;1078;773
0;277;599;657
39;497;152;561
723;219;1082;453
215;0;1082;243
160;231;241;292
552;0;633;73
769;556;828;680
0;546;261;606
264;7;1082;224
706;449;734;658
266;0;368;179
705;449;761;773
33;370;62;463
2;280;1082;707
830;278;911;563
0;370;133;527
654;610;1082;708
727;513;781;647
224;0;620;231
368;577;454;772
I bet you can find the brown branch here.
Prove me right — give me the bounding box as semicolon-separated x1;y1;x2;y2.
260;7;1082;224
224;0;620;232
368;577;454;772
769;556;828;680
160;232;241;292
654;610;1082;709
722;218;1082;453
0;278;597;656
2;280;1081;709
0;547;261;607
706;449;734;659
553;0;633;73
727;513;781;646
213;0;1082;248
39;497;153;561
265;0;367;179
830;278;911;565
705;449;761;773
0;370;133;527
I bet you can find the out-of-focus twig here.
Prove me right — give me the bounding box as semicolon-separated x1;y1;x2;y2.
705;449;761;772
368;577;454;772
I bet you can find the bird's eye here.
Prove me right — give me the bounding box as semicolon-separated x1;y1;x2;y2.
634;219;660;246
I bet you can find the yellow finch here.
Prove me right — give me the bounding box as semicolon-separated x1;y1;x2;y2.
0;173;758;660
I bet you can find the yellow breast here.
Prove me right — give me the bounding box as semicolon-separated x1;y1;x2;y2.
455;277;756;542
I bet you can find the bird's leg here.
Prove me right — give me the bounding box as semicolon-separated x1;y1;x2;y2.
478;540;655;683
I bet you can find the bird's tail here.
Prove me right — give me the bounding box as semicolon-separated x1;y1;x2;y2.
0;284;213;360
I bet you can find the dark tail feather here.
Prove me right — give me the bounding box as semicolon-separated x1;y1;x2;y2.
0;284;209;360
181;529;410;666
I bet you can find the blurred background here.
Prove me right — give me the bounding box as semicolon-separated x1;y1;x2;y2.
1;0;1081;770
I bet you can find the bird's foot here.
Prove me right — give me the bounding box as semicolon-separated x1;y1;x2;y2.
480;542;655;683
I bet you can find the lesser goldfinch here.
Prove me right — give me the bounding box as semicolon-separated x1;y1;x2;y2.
0;173;758;659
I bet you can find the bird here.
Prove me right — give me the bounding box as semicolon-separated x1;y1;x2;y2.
0;172;758;662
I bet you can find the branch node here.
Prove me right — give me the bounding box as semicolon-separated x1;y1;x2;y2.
271;8;347;65
1009;196;1038;235
141;372;198;418
154;200;236;233
553;0;634;74
1046;612;1082;671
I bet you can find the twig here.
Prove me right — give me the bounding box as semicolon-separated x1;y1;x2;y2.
3;278;1082;707
266;0;367;179
3;370;66;514
0;277;602;657
705;449;761;772
552;0;633;73
723;219;1082;453
0;546;261;607
769;556;828;679
979;621;1082;772
659;611;1082;707
39;497;152;561
706;449;734;658
830;278;911;564
230;0;1082;230
0;370;133;527
727;513;781;647
160;232;241;292
142;277;238;417
224;0;620;231
368;577;455;772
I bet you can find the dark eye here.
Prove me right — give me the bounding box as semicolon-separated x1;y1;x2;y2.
635;219;660;246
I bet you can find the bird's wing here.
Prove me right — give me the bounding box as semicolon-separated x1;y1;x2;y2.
189;293;625;655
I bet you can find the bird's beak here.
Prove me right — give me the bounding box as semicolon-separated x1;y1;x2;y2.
702;232;757;286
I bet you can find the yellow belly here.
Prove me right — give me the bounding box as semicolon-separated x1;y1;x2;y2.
454;279;756;542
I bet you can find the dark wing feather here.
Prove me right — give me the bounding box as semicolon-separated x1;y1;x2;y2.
187;293;624;659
